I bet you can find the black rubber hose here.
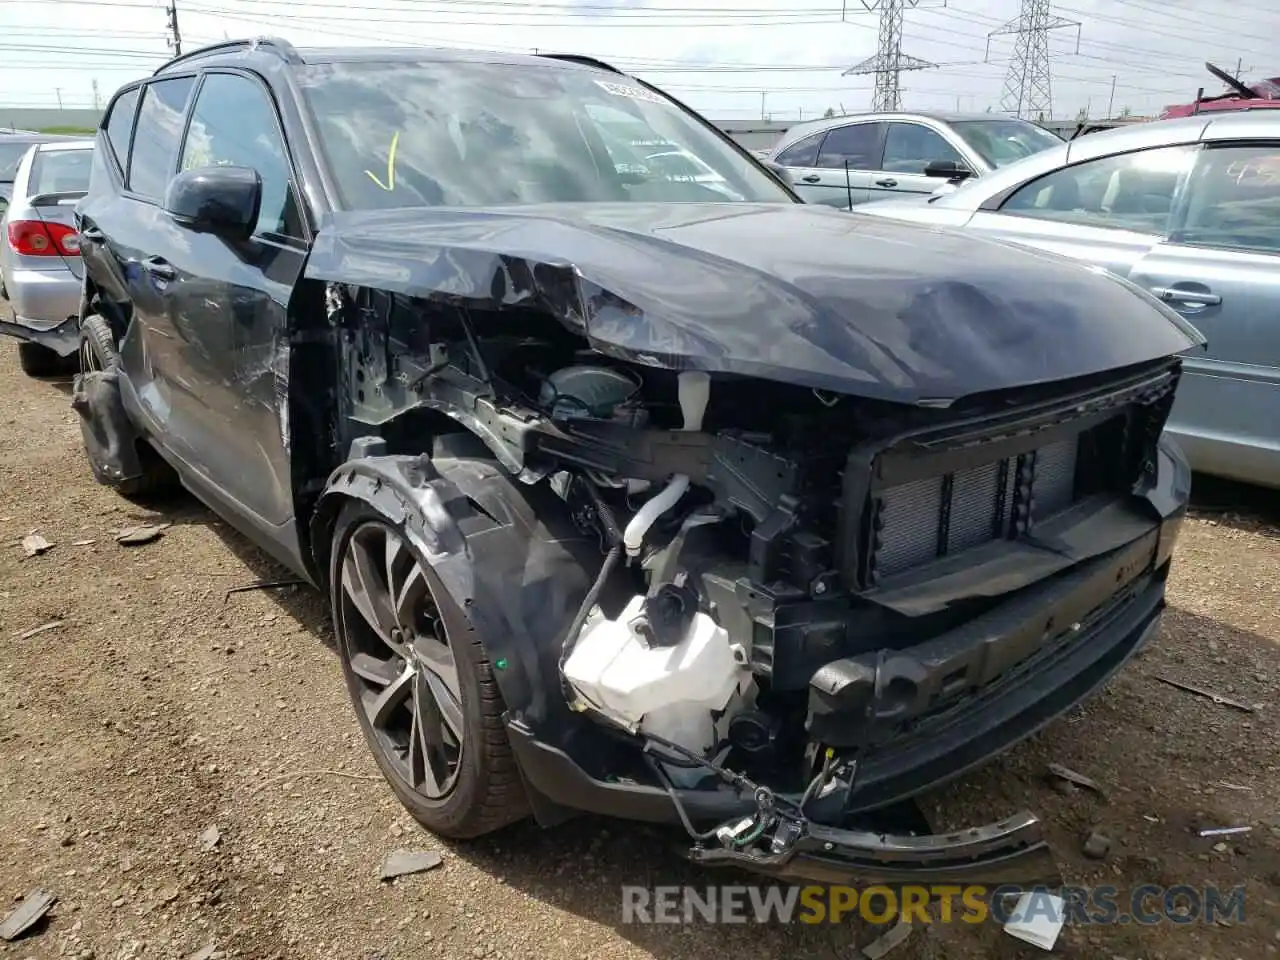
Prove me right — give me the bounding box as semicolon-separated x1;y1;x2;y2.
646;754;723;842
558;476;624;677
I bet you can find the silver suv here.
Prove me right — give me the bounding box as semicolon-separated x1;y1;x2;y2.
767;111;1062;208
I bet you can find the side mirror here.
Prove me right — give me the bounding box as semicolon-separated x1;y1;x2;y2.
164;166;261;241
765;161;794;186
924;159;974;180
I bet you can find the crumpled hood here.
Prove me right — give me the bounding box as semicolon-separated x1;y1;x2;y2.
305;202;1204;404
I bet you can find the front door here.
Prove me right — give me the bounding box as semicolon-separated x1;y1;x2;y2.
1128;141;1280;488
164;69;310;529
868;121;972;201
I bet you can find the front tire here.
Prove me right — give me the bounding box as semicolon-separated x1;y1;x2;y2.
330;500;527;838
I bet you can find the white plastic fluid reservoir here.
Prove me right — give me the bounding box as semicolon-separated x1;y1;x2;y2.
563;595;744;756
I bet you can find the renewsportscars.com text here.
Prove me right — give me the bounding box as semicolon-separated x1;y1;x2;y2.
621;883;1246;926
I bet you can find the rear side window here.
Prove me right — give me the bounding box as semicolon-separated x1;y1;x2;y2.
105;87;140;171
1000;144;1197;235
816;122;883;170
1175;144;1280;254
29;149;93;196
775;131;825;168
129;76;195;201
0;142;32;181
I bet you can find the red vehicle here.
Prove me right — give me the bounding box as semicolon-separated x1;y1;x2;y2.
1161;61;1280;118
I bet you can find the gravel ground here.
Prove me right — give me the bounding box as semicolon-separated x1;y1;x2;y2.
0;337;1277;960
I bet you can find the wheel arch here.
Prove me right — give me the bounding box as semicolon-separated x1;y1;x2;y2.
310;440;600;734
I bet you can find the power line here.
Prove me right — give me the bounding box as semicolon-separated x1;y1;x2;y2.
988;0;1080;119
843;1;934;112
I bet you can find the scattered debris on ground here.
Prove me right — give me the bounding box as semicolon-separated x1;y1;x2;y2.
0;888;56;941
1045;762;1107;799
1153;673;1259;712
1082;829;1112;859
115;523;170;545
1003;890;1065;951
199;824;222;850
1198;825;1252;838
20;532;51;556
12;620;63;641
861;919;911;959
379;848;443;881
224;577;306;601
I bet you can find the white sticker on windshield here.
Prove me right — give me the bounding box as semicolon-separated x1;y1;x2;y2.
593;79;670;106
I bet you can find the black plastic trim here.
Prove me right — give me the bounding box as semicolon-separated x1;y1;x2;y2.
0;316;79;356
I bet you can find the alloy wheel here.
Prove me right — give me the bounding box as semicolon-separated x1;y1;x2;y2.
337;521;464;799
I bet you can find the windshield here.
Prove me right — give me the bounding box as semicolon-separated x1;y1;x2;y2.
29;148;92;196
951;119;1062;168
296;59;792;210
0;142;34;182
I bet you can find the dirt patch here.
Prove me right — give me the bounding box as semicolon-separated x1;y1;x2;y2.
0;340;1277;960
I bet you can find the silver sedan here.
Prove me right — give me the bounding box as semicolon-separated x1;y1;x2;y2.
0;139;93;375
855;112;1280;491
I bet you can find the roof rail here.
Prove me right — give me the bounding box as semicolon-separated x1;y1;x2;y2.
537;53;623;75
153;37;302;76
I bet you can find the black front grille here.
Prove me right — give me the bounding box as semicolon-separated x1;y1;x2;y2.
870;436;1082;580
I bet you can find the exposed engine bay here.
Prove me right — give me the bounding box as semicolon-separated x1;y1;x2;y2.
302;272;1189;874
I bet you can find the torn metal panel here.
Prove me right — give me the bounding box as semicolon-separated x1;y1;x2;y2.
304;203;1204;405
70;369;146;485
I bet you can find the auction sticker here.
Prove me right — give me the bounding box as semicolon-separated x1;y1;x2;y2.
594;79;671;105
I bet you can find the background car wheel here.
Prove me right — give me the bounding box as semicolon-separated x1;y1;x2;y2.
17;341;69;377
79;314;179;498
330;500;527;839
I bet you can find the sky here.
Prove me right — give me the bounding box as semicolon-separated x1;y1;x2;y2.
1;0;1277;122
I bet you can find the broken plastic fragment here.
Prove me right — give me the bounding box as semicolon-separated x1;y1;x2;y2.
199;825;222;851
861;919;911;959
116;523;170;546
1003;890;1065;951
0;888;56;941
378;848;442;880
21;534;52;557
13;621;63;641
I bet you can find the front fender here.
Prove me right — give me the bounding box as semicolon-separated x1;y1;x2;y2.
310;442;598;733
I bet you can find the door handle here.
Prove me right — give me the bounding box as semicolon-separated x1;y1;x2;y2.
141;256;175;282
875;178;898;188
800;174;821;183
1151;286;1221;307
79;226;105;242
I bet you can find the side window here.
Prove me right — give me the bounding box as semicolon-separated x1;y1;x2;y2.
1000;144;1197;234
1174;144;1280;254
104;87;140;172
129;76;195;202
775;131;825;168
882;123;965;174
179;73;301;238
816;122;883;170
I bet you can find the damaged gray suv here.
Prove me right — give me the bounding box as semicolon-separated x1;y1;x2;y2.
74;38;1201;886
